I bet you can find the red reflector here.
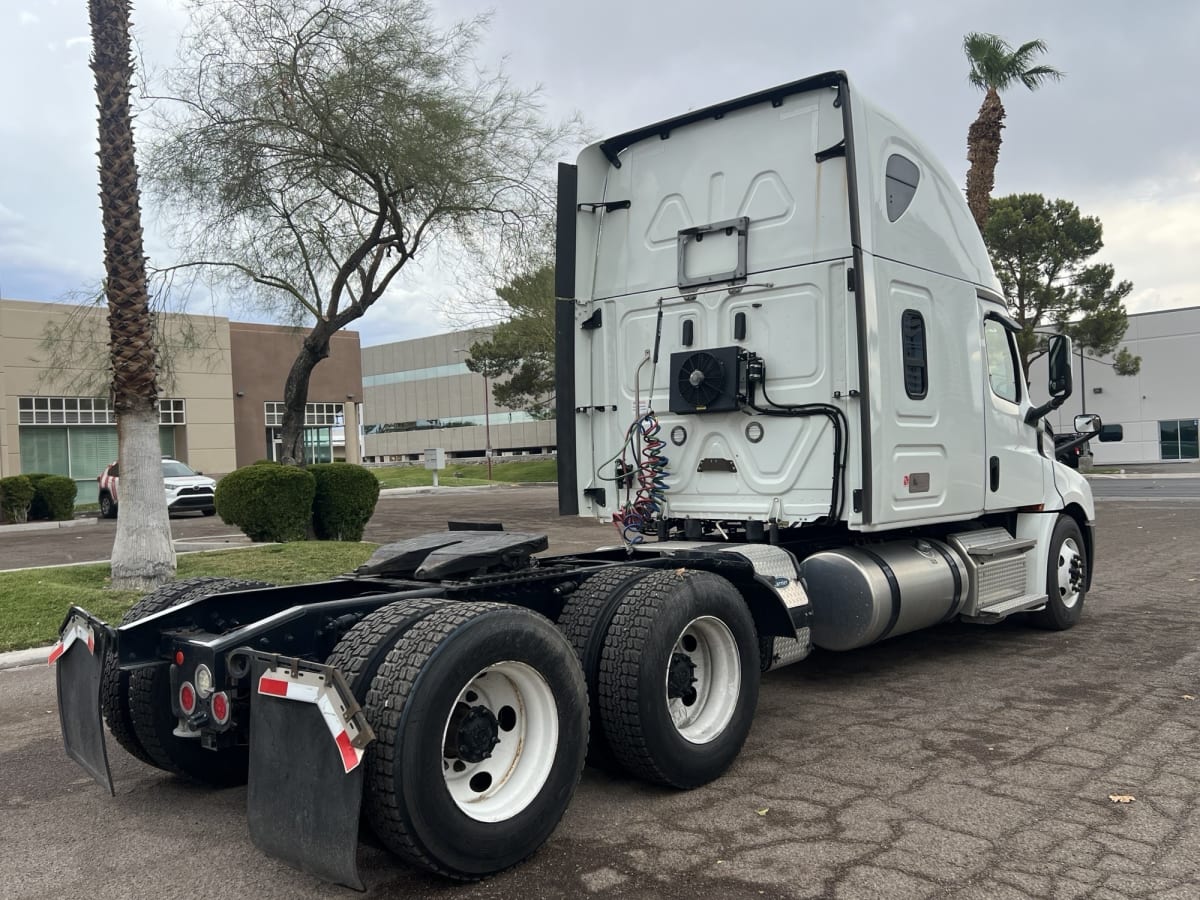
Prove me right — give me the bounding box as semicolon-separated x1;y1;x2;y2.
174;650;185;666
211;692;230;725
179;681;196;715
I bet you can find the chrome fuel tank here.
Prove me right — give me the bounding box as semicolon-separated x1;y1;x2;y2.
800;539;967;651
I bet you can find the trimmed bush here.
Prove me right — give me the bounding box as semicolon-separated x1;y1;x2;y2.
309;464;380;542
0;475;35;524
215;464;316;542
26;473;77;521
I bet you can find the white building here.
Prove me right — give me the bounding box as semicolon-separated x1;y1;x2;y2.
1033;306;1200;464
361;328;555;463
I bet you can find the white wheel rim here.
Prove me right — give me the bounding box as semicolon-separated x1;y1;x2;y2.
664;615;741;744
440;661;558;823
1058;537;1083;609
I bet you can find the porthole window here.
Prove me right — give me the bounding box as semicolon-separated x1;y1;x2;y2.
885;154;920;222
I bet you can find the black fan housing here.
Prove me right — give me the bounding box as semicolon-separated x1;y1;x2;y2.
669;346;744;414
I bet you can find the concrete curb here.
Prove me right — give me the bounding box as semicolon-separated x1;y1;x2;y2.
0;646;52;672
0;517;97;536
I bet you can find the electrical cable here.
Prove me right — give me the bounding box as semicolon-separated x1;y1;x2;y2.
749;359;849;523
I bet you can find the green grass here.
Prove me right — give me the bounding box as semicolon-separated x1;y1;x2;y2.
0;542;376;653
373;459;556;489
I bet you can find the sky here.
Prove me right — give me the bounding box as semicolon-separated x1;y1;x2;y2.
2;0;1198;348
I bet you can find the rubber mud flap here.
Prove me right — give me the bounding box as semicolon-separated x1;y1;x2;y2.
54;614;114;796
246;656;367;891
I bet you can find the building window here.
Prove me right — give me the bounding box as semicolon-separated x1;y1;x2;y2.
1159;419;1199;460
159;398;187;424
264;401;344;427
18;396;184;426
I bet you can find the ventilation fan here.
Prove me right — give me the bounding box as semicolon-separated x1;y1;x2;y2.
668;346;744;414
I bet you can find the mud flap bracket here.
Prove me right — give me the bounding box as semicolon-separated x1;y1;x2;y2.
244;652;374;891
52;608;114;796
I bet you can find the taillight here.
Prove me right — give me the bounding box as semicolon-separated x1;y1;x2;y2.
179;681;197;715
174;650;185;666
211;691;231;725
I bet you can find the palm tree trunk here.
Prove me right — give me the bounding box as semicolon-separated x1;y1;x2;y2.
965;86;1006;233
90;0;175;589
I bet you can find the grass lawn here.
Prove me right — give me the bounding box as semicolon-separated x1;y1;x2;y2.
373;459;556;489
0;542;376;653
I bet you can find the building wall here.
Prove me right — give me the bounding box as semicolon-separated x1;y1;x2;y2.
228;322;363;467
1030;306;1200;464
0;299;238;484
362;328;556;462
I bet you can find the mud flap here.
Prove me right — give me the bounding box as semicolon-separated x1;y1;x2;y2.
244;654;374;891
51;610;114;796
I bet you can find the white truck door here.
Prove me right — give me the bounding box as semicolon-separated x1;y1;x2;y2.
981;308;1044;510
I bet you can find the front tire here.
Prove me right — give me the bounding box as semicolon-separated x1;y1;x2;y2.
99;493;117;519
1029;516;1087;631
364;603;588;880
597;570;760;789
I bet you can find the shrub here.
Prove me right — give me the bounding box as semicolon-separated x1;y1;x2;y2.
309;464;380;542
215;464;316;542
0;475;35;524
26;473;77;521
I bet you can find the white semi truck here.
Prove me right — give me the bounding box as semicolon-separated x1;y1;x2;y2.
51;71;1117;889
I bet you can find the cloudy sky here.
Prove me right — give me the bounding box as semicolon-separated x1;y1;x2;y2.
2;0;1197;347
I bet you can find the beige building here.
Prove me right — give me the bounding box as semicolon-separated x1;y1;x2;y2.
362;328;555;462
0;299;362;504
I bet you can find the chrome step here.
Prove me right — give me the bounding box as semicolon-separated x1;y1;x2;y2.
965;538;1036;558
963;593;1048;622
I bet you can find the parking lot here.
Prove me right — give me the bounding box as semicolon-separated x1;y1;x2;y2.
1;487;1198;898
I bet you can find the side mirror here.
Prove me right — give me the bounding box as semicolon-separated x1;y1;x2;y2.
1047;335;1073;398
1098;424;1124;443
1073;413;1101;436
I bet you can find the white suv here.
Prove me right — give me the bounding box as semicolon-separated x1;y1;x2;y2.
98;458;217;518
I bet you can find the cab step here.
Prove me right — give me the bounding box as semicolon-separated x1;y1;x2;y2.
961;592;1048;623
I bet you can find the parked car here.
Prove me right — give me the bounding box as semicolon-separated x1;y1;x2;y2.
98;458;217;518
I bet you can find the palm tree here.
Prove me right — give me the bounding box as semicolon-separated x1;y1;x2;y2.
89;0;175;588
963;33;1063;232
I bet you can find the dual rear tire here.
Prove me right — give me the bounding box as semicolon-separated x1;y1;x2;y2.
101;577;274;786
559;567;760;789
332;600;588;881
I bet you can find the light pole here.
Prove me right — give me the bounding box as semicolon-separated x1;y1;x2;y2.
453;349;492;481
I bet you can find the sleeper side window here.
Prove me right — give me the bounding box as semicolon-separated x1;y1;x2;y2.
901;310;928;400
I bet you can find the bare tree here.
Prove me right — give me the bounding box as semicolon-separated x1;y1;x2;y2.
145;0;577;464
89;0;175;588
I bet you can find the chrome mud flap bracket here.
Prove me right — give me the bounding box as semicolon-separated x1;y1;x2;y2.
241;651;375;891
51;608;114;796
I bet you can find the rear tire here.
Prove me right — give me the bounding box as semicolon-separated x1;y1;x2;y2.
363;603;587;880
126;578;273;785
597;570;759;789
1028;516;1087;631
325;597;453;702
101;577;270;768
202;508;216;517
555;565;653;768
99;493;117;519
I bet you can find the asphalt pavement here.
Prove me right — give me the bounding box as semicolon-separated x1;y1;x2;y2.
1;488;1198;898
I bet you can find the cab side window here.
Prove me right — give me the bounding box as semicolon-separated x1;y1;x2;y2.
983;319;1019;403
